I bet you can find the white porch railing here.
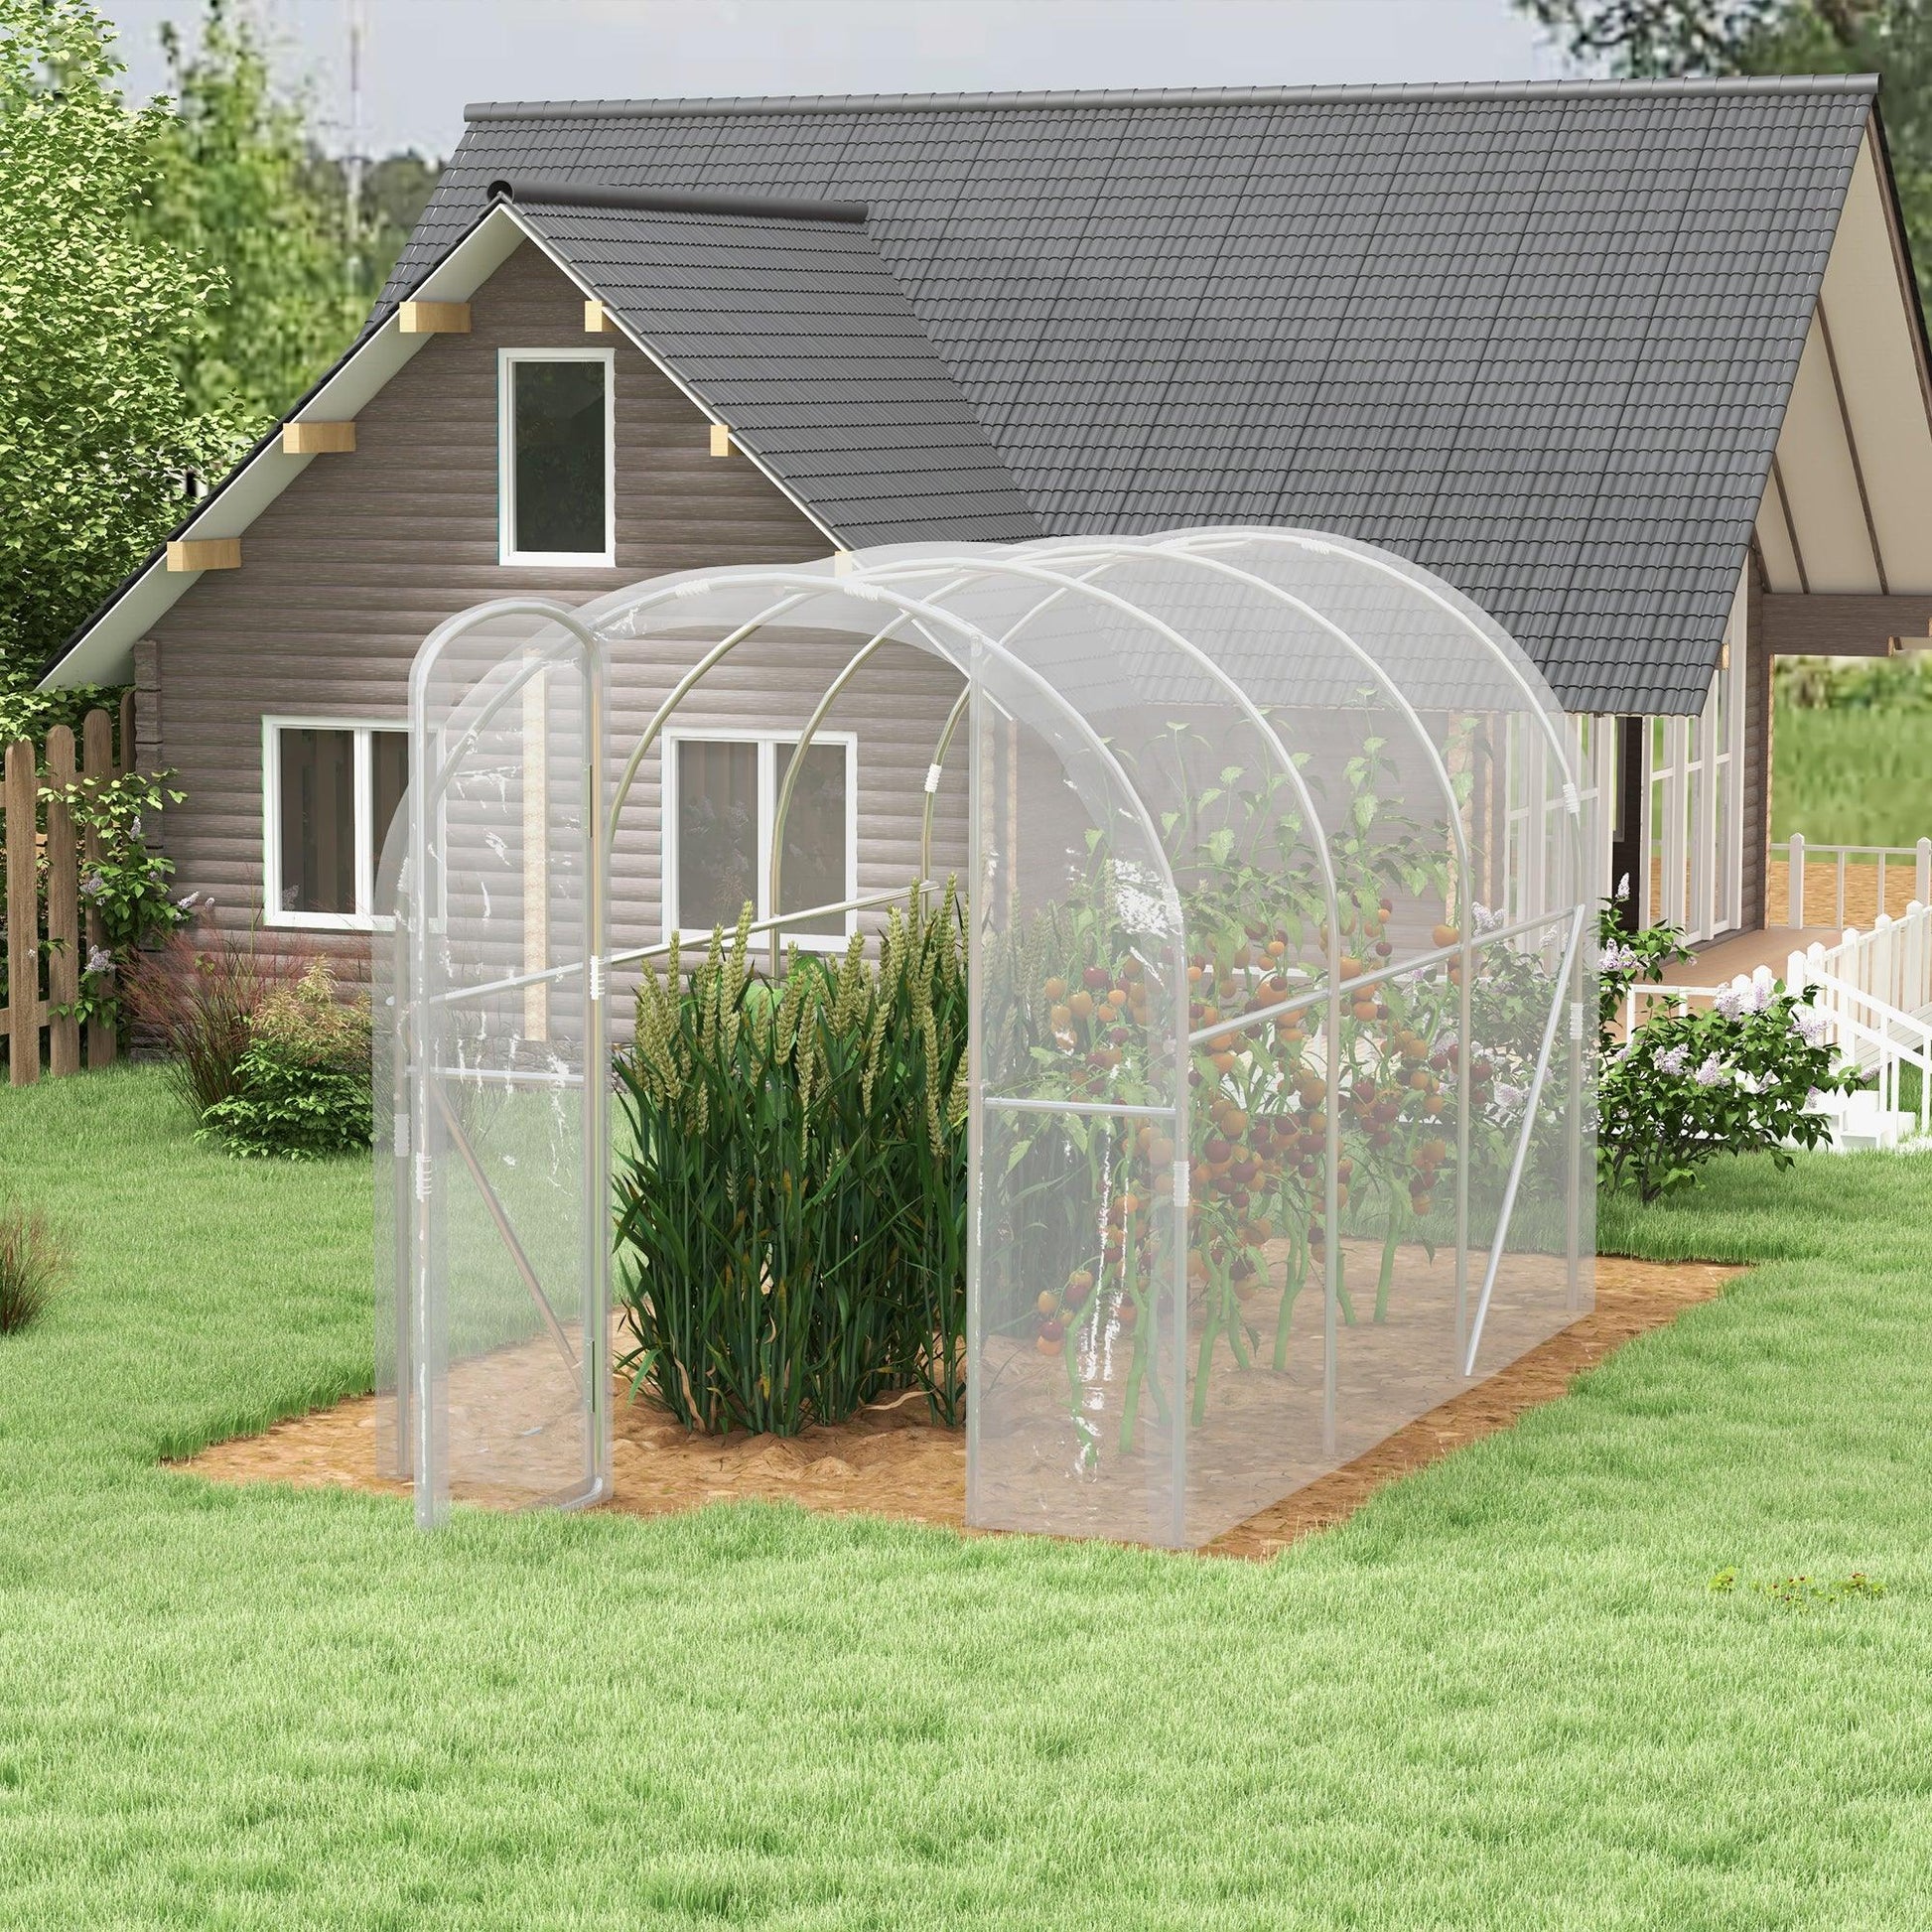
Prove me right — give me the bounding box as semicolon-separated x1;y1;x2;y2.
1776;834;1932;929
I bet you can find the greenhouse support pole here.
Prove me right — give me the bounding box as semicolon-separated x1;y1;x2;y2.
406;679;442;1529
387;906;413;1481
767;583;977;974
921;685;971;887
1455;903;1472;1367
1566;986;1585;1315
583;638;613;1506
1463;902;1587;1375
604;593;819;848
1323;953;1341;1460
963;666;985;1522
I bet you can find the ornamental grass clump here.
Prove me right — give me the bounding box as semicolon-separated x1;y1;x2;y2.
0;1207;65;1336
122;911;287;1118
200;958;373;1159
614;884;967;1436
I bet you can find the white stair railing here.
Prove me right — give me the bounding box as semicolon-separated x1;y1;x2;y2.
1795;901;1932;1028
1786;971;1932;1144
1786;930;1932;1146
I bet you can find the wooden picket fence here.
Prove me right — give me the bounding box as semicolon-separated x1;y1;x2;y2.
2;694;134;1086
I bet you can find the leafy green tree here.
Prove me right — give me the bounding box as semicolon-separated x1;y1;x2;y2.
0;0;230;689
144;0;361;428
1523;1;1932;311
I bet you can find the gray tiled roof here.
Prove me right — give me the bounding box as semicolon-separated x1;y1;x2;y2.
505;191;1041;544
383;78;1880;714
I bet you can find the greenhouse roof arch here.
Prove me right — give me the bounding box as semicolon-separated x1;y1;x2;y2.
383;526;1596;1549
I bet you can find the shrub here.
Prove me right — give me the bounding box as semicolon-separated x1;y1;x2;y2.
200;958;373;1159
614;886;967;1436
122;910;287;1117
1595;904;1856;1203
0;1208;64;1335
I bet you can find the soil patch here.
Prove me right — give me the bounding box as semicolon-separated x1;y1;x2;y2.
179;1254;1739;1556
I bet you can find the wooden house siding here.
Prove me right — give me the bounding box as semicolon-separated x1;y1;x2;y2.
137;243;968;979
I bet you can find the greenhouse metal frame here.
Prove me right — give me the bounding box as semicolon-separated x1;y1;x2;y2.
378;527;1597;1549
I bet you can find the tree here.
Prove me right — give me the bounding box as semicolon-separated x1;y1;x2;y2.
0;0;231;689
305;148;441;307
1523;1;1932;312
143;0;362;429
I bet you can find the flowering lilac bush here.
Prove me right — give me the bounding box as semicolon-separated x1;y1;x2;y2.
1594;903;1856;1203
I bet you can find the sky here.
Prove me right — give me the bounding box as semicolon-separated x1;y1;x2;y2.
94;0;1582;160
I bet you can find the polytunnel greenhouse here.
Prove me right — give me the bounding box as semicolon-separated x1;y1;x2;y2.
376;528;1597;1550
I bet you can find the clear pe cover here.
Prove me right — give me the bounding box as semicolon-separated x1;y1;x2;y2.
387;531;1593;1547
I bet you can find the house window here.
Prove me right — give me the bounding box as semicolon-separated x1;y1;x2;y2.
498;348;615;565
263;719;408;928
1639;627;1747;943
663;732;856;947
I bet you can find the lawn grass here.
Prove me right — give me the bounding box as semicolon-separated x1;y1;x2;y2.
4;1066;1932;1928
1771;698;1932;847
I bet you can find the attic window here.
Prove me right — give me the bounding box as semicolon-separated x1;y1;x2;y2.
498;347;615;566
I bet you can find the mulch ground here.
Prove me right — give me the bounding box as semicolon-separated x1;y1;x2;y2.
179;1254;1740;1557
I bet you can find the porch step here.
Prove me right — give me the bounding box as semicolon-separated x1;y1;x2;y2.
1801;1087;1927;1154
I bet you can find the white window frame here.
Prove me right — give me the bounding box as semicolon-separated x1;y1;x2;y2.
1711;577;1749;937
1498;712;1607;925
261;716;408;931
496;346;617;568
1638;625;1747;944
661;728;859;951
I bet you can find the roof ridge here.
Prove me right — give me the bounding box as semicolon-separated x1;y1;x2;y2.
464;72;1878;122
491;177;868;223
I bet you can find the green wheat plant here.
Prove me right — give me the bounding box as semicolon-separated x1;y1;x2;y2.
613;884;968;1435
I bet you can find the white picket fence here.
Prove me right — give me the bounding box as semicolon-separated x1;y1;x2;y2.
1778;834;1932;929
1622;900;1932;1152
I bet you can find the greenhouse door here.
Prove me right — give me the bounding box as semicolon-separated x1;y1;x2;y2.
404;630;610;1526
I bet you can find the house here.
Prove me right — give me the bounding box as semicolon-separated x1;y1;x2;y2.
40;74;1932;975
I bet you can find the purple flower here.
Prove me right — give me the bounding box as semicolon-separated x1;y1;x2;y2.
1693;1054;1727;1087
1654;1043;1690;1077
1493;1081;1527;1112
1791;1005;1828;1045
85;945;114;977
1614;873;1631;901
1597;939;1637;976
79;872;105;900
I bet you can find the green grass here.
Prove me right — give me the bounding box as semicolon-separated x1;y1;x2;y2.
5;1066;1932;1928
1771;698;1932;847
